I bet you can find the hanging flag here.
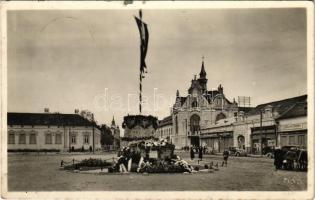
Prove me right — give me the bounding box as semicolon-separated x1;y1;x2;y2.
134;16;149;76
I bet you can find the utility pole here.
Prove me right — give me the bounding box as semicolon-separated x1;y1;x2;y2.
92;114;95;154
275;121;278;147
260;109;263;156
69;127;71;152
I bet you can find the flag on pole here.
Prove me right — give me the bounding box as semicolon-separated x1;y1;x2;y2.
134;15;149;76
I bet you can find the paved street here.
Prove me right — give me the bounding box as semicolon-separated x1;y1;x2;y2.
7;152;307;191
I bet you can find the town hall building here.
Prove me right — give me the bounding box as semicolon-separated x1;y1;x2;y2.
171;60;239;149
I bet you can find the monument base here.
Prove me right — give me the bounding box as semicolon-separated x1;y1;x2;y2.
121;114;159;147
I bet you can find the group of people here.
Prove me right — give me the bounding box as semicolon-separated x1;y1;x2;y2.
189;145;230;167
189;145;205;161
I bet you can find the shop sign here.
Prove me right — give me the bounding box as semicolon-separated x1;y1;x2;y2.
281;123;304;131
252;129;275;135
201;132;232;138
218;132;232;137
203;126;233;133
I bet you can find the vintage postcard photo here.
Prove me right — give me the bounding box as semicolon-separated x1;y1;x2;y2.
1;1;314;199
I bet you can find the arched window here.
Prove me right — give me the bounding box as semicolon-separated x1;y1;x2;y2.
237;135;245;149
215;113;226;122
214;96;225;108
191;101;198;108
191;97;198;108
190;114;200;133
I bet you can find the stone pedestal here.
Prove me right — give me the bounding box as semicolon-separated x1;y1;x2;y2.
121;115;158;147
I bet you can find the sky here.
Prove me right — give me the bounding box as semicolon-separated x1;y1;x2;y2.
7;8;307;129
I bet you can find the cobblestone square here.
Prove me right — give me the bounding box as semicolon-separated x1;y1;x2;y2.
8;152;307;191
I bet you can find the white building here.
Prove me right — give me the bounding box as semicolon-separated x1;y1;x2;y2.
7;112;102;152
155;116;173;141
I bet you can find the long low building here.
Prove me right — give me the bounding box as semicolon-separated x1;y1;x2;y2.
200;95;307;154
7;112;102;152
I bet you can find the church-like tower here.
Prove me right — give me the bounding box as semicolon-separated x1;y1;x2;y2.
111;116;116;128
198;59;208;93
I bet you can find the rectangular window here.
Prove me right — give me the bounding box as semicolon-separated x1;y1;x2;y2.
280;136;287;147
289;136;296;145
71;135;76;144
298;135;305;146
19;134;26;144
55;134;62;144
84;135;89;144
29;134;36;144
8;134;15;144
45;133;52;144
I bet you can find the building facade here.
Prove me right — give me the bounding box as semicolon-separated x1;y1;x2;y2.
155;116;173;141
277;101;307;148
171;60;239;149
200;118;235;152
246;95;307;153
199;95;307;153
7;112;102;152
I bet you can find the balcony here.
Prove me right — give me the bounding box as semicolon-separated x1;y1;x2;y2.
187;131;201;137
189;107;201;112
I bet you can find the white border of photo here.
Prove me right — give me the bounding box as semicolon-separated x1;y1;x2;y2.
0;1;314;200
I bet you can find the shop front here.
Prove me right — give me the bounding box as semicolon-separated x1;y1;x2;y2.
250;125;276;154
278;120;307;148
279;131;307;147
200;132;233;153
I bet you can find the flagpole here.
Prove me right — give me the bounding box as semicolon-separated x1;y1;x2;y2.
140;72;142;114
139;9;143;114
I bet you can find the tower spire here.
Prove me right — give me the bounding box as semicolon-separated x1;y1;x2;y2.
111;116;115;126
198;56;208;93
199;56;206;78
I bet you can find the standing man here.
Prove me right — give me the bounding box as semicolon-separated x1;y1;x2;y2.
222;149;229;167
274;147;283;170
198;146;203;161
190;146;195;160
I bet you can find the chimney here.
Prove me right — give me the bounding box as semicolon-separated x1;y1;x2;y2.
44;108;49;113
218;84;223;94
75;109;79;114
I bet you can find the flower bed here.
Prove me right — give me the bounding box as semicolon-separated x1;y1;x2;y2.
63;158;113;170
8;149;60;153
109;139;196;174
62;140;215;174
